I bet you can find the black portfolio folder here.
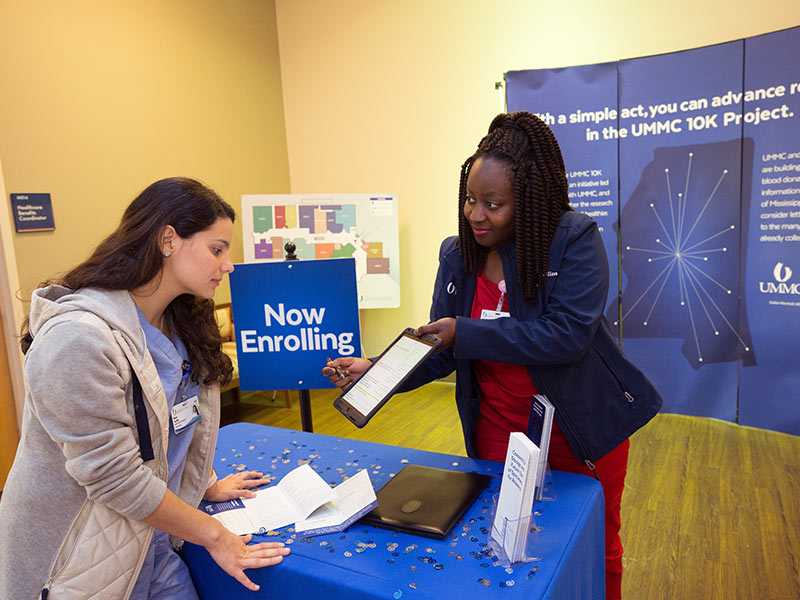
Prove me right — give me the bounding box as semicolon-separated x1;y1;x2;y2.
359;465;492;540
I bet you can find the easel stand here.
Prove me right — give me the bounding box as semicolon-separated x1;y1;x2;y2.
299;389;313;432
285;241;314;433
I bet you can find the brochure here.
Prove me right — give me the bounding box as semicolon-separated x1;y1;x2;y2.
204;464;376;536
529;394;555;501
491;432;539;563
295;469;378;536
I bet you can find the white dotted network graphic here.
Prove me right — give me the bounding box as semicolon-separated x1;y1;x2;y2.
616;152;751;365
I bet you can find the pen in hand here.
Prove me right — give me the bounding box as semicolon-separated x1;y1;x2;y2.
326;357;348;381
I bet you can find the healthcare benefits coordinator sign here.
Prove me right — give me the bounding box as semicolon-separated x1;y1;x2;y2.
229;258;361;390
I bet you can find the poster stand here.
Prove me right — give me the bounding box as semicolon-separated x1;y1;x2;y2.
283;241;314;433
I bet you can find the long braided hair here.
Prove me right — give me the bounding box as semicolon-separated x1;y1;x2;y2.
458;111;572;303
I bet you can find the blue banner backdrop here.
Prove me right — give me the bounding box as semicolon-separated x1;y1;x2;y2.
506;26;800;435
229;259;361;391
506;64;620;333
616;41;749;424
739;27;800;432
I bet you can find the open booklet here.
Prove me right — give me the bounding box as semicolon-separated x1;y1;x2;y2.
203;464;377;536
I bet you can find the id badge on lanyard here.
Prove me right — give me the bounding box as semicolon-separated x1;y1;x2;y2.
172;396;201;434
481;279;510;320
171;360;201;434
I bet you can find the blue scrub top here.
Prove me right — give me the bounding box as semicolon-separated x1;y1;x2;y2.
135;309;201;494
131;308;203;600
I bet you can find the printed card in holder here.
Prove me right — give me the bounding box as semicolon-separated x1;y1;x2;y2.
529;394;556;502
333;328;441;428
490;432;540;564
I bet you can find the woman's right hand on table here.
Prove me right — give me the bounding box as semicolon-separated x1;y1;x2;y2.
144;491;290;592
206;528;290;591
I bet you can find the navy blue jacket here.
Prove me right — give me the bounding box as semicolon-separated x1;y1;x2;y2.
403;210;662;464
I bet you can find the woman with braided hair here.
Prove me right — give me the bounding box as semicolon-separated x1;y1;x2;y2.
325;111;662;599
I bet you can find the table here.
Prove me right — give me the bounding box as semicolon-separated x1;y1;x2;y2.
182;423;604;599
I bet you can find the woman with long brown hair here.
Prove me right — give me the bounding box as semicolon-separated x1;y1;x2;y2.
0;177;289;600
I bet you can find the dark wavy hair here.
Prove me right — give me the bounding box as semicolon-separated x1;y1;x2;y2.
21;177;235;386
458;111;572;302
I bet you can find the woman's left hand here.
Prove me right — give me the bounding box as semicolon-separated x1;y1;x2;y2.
204;471;271;502
415;317;456;352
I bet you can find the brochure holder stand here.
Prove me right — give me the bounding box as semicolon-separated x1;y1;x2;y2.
488;494;542;568
536;464;557;503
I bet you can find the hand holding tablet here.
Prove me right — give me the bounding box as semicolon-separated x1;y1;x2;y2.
328;328;441;428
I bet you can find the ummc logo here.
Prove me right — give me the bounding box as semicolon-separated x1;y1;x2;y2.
760;262;800;295
773;262;792;283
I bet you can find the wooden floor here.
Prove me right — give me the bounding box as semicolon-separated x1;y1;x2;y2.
221;382;466;455
222;384;800;600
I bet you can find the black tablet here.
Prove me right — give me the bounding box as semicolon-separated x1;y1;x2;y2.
333;328;441;428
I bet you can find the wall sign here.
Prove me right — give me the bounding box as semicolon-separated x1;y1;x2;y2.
10;193;55;232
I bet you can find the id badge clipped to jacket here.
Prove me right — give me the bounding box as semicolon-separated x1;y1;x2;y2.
481;280;510;320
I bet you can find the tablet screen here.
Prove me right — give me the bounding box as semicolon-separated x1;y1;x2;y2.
342;333;435;417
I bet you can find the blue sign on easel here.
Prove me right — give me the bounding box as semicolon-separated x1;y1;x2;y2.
229;258;360;391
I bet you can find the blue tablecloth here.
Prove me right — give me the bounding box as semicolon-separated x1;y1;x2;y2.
182;423;604;599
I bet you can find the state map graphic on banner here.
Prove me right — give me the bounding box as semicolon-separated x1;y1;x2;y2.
615;139;754;370
613;40;750;426
241;194;400;309
506;26;800;435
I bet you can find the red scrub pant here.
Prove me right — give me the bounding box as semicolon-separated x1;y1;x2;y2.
547;421;630;600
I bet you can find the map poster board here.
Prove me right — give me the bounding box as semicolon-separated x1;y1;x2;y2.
241;194;400;309
505;26;800;436
229;258;361;391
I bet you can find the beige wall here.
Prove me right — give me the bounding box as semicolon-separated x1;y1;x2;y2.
2;0;798;363
0;0;290;309
274;0;800;355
